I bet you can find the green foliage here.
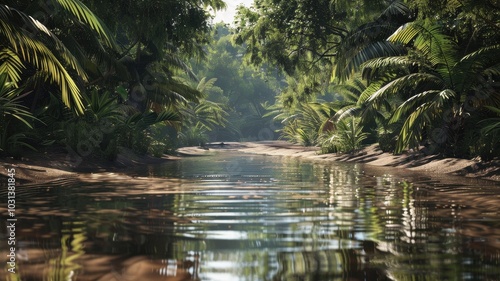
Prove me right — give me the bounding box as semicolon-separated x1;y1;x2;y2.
0;74;37;156
119;108;181;155
1;0;498;162
83;0;225;58
280;121;316;146
377;132;397;153
359;20;500;156
56;87;182;159
319;117;369;153
274;102;336;146
178;126;209;147
0;0;116;114
0;0;228;160
60;89;122;159
333;1;412;81
189;25;280;142
176;77;229;146
475;106;500;160
480;106;500;137
78;0;225;121
234;0;499;161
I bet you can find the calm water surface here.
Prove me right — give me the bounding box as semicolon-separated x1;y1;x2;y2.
1;152;500;281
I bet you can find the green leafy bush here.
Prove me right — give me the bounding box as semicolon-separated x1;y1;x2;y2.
320;117;369;154
0;74;37;156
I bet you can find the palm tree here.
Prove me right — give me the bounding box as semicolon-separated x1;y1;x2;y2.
329;0;500;157
361;20;500;155
122;42;203;115
178;77;229;146
271;101;336;146
331;0;413;82
0;0;115;114
0;73;37;154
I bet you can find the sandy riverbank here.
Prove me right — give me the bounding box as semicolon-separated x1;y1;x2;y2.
179;141;500;182
0;147;179;184
1;141;499;183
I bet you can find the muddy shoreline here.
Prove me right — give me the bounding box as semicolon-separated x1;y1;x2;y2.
1;141;499;183
181;141;500;182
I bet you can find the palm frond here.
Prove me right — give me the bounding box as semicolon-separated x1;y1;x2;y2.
479;106;500;136
379;0;412;18
127;109;181;131
191;99;229;131
82;90;123;121
454;44;500;94
150;78;202;107
332;2;413;83
0;5;86;113
54;0;115;48
0;28;84;113
357;80;386;105
196;77;218;94
366;73;443;105
361;56;418;73
0;74;37;128
388;21;458;84
334;40;406;82
331;76;366;103
331;105;362;123
0;48;25;85
395;102;433;153
0;5;87;79
389;89;455;124
460;44;500;63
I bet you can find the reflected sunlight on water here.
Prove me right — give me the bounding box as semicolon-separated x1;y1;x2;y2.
1;152;499;281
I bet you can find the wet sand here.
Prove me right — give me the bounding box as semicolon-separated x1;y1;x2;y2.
0;147;179;184
180;141;500;182
1;141;499;183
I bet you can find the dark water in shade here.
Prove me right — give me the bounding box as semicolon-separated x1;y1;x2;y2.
1;151;500;281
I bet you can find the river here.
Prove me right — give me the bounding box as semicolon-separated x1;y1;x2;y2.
1;151;499;280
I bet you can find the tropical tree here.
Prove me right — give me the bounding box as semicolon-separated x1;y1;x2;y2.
270;101;336;146
178;77;229;146
235;0;500;160
234;0;401;75
82;0;227;115
233;0;413;148
358;19;500;157
191;24;280;141
0;73;37;155
0;0;115;114
320;116;369;153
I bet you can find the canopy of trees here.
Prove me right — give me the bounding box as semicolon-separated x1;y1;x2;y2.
234;0;500;159
1;0;498;161
0;0;227;159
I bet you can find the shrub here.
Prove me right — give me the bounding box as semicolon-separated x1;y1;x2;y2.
320;117;369;154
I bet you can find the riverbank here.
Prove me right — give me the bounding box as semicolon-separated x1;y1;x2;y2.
179;141;500;182
0;147;179;184
1;141;499;183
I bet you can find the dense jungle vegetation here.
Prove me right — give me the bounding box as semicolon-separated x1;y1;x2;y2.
0;0;499;161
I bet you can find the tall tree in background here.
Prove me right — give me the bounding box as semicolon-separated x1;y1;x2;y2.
192;24;280;141
235;0;500;158
1;0;228;158
233;0;412;151
82;0;226;114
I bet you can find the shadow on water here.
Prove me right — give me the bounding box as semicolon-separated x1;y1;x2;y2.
1;152;499;280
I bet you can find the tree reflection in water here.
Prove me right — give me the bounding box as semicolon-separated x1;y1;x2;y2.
0;153;499;280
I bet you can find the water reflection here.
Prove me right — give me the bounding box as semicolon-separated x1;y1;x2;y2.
1;152;499;280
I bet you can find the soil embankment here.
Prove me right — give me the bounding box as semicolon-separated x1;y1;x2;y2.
1;141;499;183
180;141;500;182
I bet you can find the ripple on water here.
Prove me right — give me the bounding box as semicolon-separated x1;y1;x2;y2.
1;152;499;281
